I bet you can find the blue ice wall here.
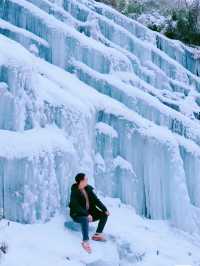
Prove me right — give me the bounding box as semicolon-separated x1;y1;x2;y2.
0;0;200;233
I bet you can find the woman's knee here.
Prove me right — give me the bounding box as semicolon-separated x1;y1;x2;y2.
99;212;108;221
90;211;108;222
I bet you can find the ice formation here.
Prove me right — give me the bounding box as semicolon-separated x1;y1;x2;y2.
0;0;200;234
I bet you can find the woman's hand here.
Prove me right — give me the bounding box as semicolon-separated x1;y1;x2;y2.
88;214;93;222
105;210;110;216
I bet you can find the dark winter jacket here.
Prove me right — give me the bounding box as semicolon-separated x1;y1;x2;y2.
68;183;107;218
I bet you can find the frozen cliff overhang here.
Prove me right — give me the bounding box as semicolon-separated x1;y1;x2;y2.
0;0;200;234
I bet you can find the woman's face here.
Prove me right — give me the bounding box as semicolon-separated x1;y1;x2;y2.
80;175;88;188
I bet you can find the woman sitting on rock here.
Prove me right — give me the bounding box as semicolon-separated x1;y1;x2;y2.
68;173;110;253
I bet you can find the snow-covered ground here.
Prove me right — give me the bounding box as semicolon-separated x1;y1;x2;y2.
1;196;200;266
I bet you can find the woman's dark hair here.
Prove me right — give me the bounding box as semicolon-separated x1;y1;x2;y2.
75;173;85;185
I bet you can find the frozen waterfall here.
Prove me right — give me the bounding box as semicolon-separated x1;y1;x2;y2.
0;0;200;234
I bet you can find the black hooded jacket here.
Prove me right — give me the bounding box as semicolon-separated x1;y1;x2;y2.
68;183;107;218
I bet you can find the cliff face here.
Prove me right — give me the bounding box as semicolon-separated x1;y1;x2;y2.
0;0;200;234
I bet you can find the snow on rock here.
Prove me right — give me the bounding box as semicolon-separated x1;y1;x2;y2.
0;126;73;158
113;155;134;173
95;122;118;138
